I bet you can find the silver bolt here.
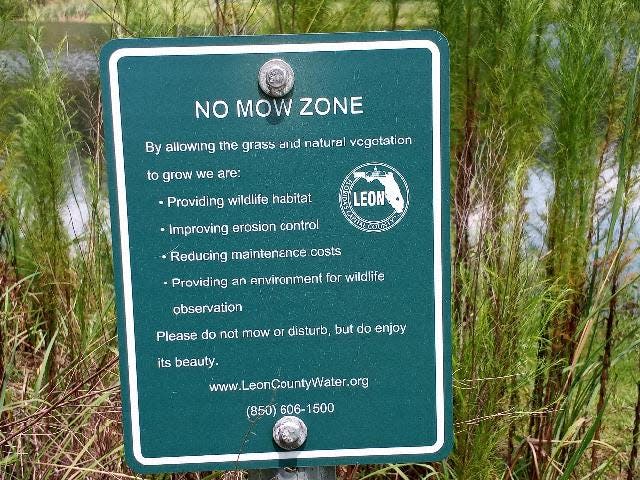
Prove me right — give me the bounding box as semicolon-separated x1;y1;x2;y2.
259;59;294;97
273;416;307;450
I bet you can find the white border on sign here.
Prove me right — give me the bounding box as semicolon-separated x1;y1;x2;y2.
108;39;444;466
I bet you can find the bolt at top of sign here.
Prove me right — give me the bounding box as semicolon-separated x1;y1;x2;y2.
259;59;294;97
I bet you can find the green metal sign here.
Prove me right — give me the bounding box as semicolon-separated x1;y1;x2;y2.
100;30;451;473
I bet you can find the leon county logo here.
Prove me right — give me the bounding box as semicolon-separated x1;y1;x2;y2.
339;163;409;232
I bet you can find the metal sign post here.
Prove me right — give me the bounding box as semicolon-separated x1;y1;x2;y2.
248;466;335;480
100;30;451;474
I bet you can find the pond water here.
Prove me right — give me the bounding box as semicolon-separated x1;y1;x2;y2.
1;21;108;80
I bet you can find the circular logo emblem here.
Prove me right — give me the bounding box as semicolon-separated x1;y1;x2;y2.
339;163;409;232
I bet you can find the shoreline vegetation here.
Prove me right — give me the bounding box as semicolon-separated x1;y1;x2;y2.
3;1;435;31
1;1;640;479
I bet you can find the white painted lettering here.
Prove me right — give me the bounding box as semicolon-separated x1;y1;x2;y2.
195;100;209;119
212;100;228;118
299;97;314;116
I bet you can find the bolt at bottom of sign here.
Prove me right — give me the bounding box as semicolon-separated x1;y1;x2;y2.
273;416;307;450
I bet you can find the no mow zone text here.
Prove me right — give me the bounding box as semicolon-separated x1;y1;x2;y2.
194;96;364;119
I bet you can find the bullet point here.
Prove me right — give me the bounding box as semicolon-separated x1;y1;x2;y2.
160;227;165;232
158;200;164;204
163;281;168;285
161;255;166;259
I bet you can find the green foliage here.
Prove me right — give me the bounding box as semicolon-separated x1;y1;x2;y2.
4;31;80;393
0;20;119;479
113;0;202;37
271;0;332;33
437;0;640;478
546;1;616;288
0;0;25;19
30;0;101;22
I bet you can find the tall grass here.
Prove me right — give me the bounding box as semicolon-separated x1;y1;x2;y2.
1;13;120;480
439;0;639;478
0;1;639;479
8;29;80;387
